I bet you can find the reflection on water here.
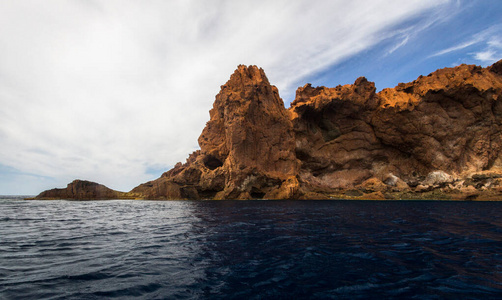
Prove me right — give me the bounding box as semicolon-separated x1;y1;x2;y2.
1;199;501;299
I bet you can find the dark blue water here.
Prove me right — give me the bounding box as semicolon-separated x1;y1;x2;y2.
1;198;501;299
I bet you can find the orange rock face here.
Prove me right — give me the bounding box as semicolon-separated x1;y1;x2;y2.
131;66;300;200
198;66;299;199
36;60;502;200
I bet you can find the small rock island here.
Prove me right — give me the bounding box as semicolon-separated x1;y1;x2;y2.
33;60;502;200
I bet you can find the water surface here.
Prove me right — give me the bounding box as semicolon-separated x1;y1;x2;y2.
1;198;501;299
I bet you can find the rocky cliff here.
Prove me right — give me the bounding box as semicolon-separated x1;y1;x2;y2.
130;66;300;200
34;59;502;200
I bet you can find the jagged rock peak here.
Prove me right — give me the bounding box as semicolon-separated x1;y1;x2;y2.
132;65;300;200
194;64;299;199
290;76;378;112
199;65;289;157
215;65;285;109
224;65;271;90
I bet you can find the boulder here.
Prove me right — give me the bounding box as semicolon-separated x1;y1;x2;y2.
423;171;454;186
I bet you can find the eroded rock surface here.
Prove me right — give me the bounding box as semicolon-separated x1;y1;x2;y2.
130;66;300;200
290;61;502;199
36;60;502;200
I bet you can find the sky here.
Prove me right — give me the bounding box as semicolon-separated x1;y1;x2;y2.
1;0;501;195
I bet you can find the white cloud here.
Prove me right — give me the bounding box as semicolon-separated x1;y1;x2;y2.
474;50;498;63
473;36;502;63
387;35;410;55
430;25;502;64
383;2;462;57
430;39;479;57
0;0;450;193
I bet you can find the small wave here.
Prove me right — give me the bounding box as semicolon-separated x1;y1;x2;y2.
66;271;112;281
92;282;162;298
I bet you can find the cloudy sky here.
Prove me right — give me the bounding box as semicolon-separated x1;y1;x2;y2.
1;0;501;195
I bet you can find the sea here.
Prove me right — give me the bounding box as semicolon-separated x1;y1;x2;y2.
0;197;501;299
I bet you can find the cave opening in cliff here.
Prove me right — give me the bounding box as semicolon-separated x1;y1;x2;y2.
250;187;266;199
198;189;219;200
203;155;223;170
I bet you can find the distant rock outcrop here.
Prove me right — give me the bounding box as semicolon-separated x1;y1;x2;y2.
35;180;130;200
35;59;502;200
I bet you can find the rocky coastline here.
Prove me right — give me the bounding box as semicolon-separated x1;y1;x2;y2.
32;60;502;200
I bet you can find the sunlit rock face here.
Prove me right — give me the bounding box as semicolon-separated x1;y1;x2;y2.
36;59;502;200
131;65;300;200
197;65;300;199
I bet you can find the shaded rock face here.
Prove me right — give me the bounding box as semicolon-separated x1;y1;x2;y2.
35;180;128;200
374;64;502;175
290;77;383;191
37;60;502;200
291;62;502;194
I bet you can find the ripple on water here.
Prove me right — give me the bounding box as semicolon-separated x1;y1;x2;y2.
0;199;501;299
